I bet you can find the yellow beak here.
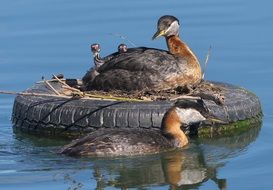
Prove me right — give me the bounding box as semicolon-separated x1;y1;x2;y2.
152;30;166;40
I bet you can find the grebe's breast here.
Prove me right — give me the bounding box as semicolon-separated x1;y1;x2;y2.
59;128;173;157
87;47;190;91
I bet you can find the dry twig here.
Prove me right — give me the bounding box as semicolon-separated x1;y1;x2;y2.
109;33;137;47
202;46;212;80
52;74;82;93
44;80;61;95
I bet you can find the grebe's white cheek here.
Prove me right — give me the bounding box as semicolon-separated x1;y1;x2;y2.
175;108;206;125
165;21;180;36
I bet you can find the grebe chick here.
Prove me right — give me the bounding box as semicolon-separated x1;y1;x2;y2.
59;100;211;157
82;43;105;87
82;43;128;88
91;43;104;68
84;15;202;92
118;43;128;53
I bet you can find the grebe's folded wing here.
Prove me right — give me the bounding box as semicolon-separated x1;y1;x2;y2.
97;47;186;74
88;47;189;91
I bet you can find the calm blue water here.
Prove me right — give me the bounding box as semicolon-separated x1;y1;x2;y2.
1;0;273;189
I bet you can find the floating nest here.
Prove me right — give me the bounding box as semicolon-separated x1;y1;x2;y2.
10;75;262;138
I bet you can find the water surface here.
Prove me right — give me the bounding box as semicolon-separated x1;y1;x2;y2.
1;0;273;189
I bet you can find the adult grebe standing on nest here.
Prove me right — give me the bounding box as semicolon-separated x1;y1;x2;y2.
83;15;202;92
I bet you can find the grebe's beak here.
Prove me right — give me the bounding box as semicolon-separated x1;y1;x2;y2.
152;30;166;40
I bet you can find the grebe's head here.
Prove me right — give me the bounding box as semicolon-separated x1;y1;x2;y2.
161;101;207;148
118;43;127;53
90;43;101;56
152;15;180;40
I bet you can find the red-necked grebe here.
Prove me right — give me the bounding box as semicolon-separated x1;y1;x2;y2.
118;43;128;53
58;100;214;157
81;44;102;84
82;43;129;85
83;15;202;92
91;43;104;68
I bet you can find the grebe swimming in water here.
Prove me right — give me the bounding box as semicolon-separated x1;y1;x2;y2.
58;99;218;157
83;15;202;92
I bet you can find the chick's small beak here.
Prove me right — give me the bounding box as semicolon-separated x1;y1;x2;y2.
152;30;165;40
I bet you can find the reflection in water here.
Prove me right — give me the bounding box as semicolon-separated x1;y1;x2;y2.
82;122;261;190
9;119;262;189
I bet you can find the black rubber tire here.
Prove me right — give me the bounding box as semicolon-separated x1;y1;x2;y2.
12;80;262;138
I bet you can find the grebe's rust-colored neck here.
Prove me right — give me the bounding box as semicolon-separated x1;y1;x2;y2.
166;35;199;65
161;107;189;147
165;35;202;85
